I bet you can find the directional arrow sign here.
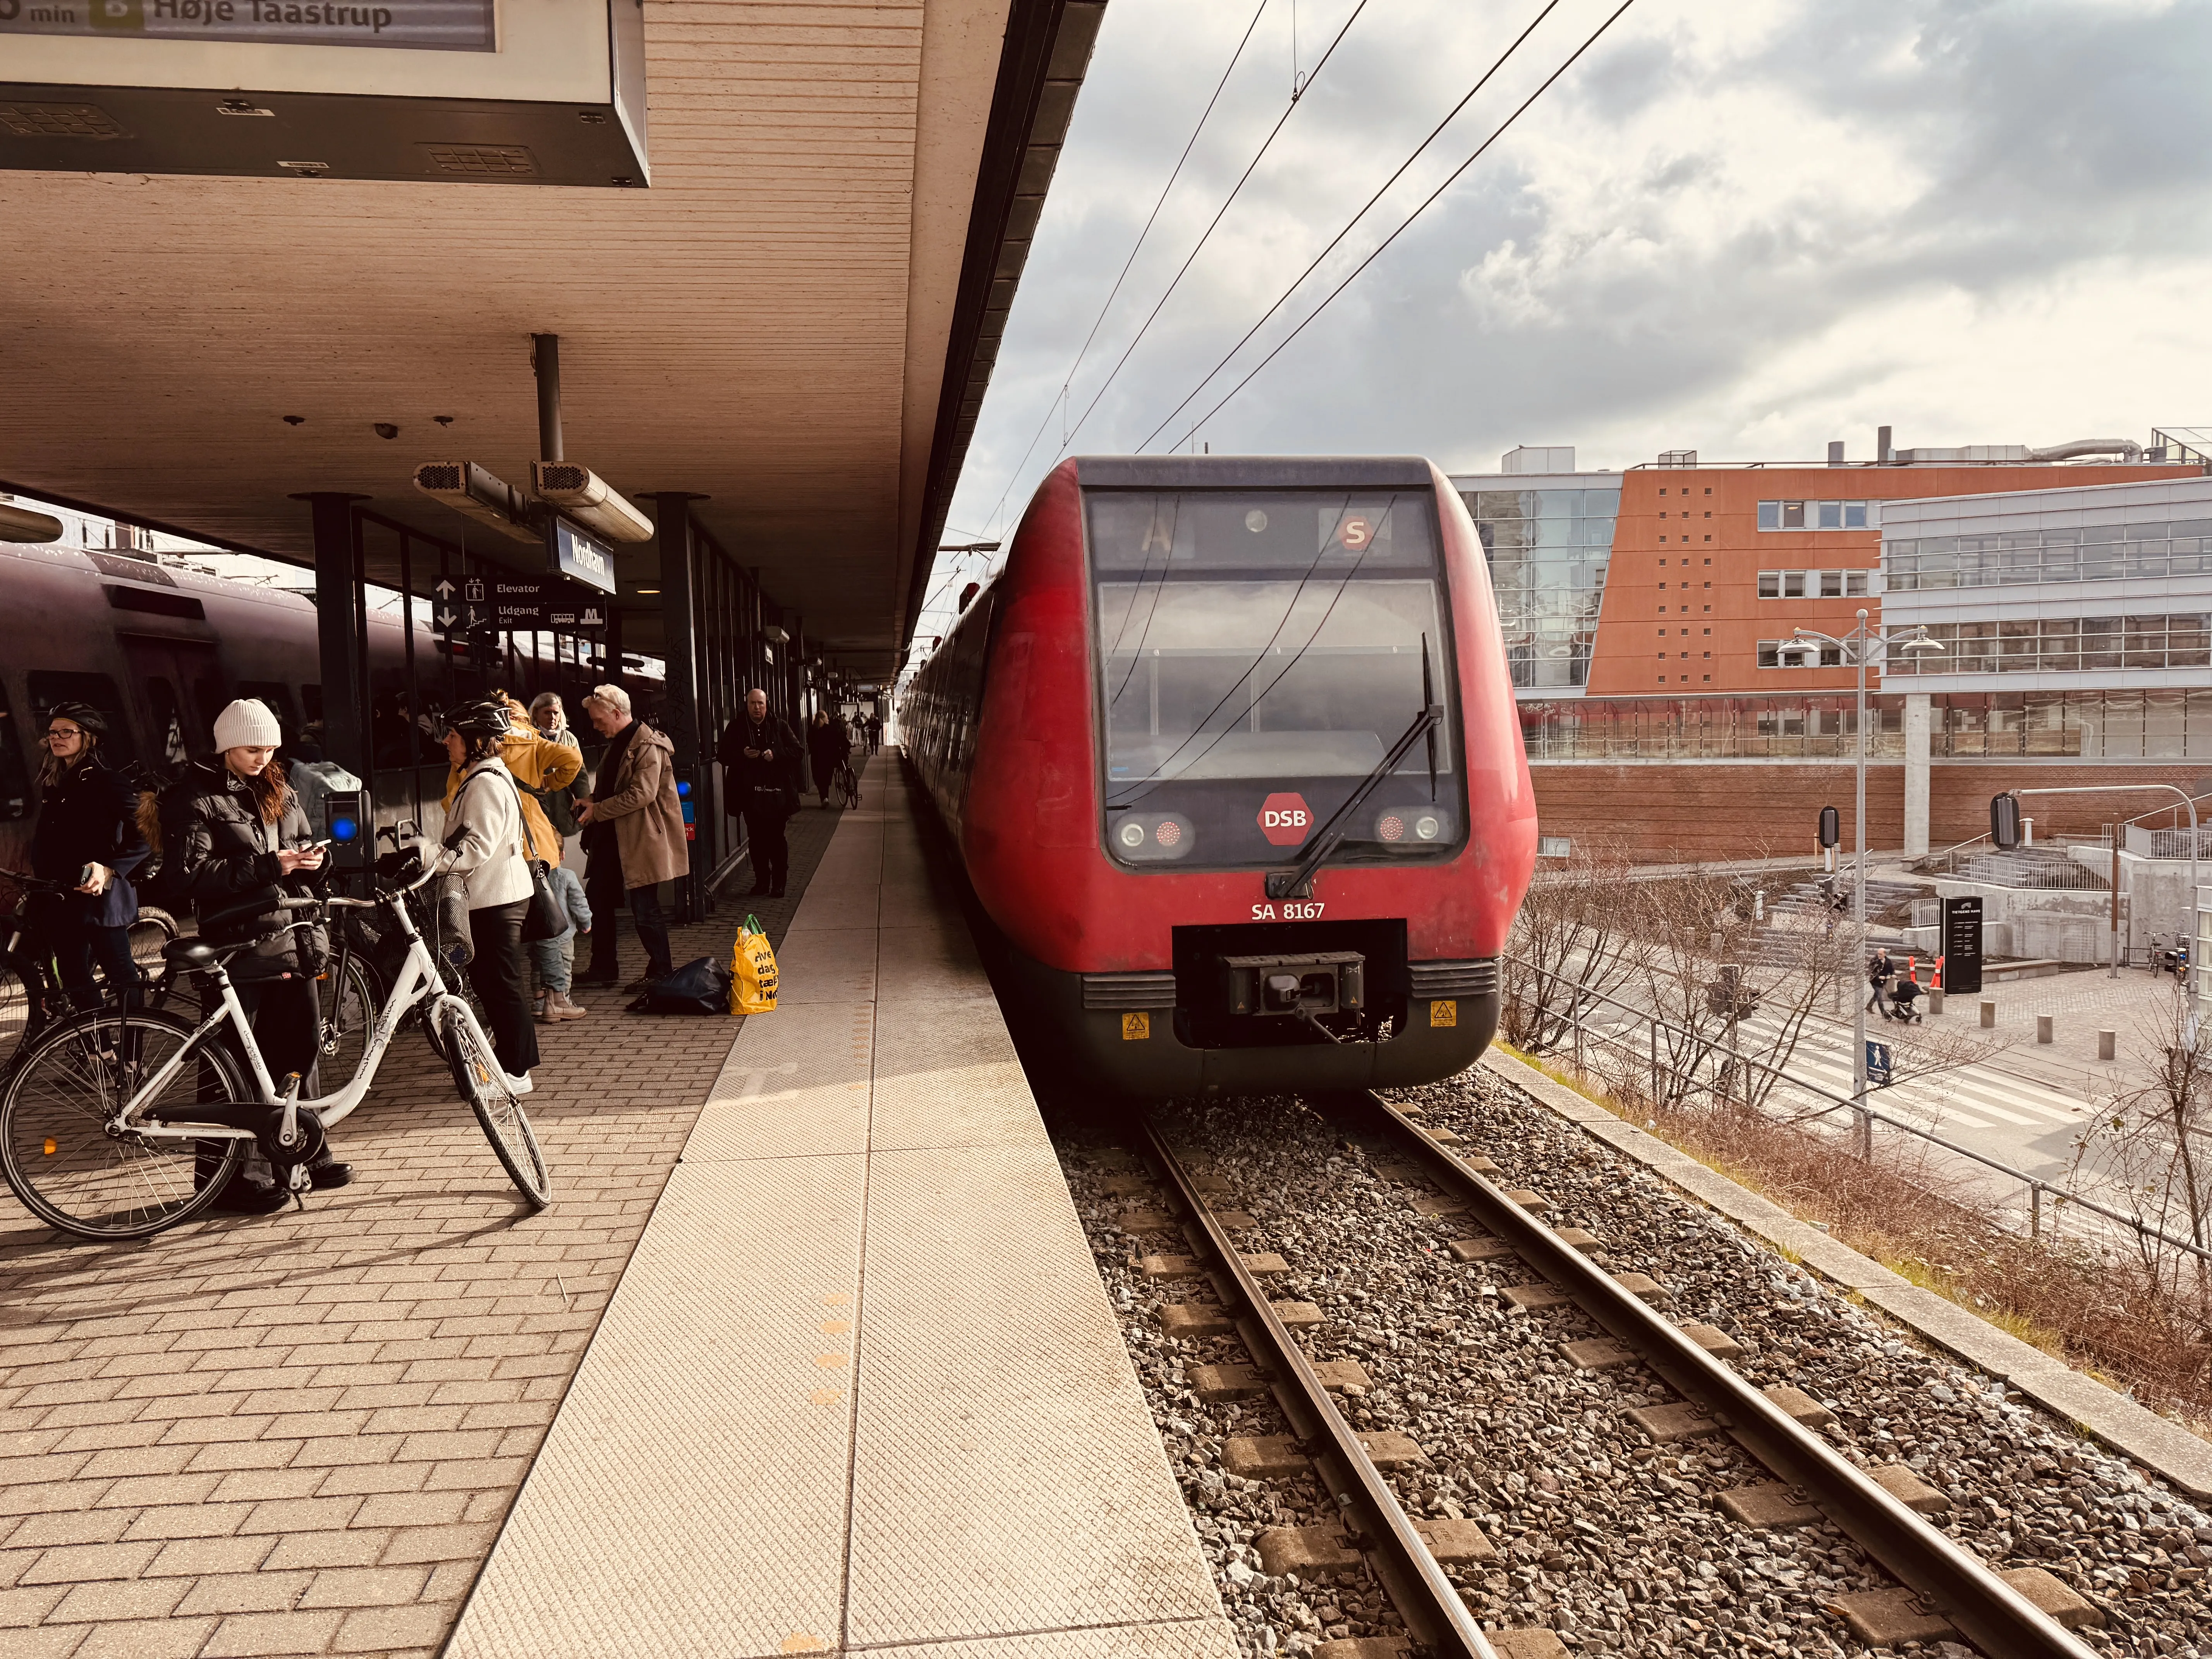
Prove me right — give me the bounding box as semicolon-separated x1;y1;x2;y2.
436;608;457;630
433;577;455;600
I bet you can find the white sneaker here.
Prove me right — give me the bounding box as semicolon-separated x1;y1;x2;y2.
502;1070;535;1096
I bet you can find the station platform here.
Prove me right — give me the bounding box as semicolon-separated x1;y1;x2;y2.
444;756;1233;1659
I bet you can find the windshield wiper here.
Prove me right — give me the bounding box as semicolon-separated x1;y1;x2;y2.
1266;699;1444;900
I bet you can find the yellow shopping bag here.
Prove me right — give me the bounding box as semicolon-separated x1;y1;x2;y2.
731;914;779;1014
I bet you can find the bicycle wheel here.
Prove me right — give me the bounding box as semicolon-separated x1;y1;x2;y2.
314;955;380;1091
0;1007;251;1240
441;1003;551;1209
0;951;45;1073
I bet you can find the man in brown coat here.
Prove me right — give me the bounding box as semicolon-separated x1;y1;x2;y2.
575;684;689;992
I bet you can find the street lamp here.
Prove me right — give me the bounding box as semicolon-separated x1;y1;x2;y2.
1791;610;1942;1149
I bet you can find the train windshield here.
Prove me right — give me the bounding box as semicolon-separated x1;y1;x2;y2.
1085;488;1459;870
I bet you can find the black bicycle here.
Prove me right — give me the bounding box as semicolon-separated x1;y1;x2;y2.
0;875;180;1072
828;758;862;811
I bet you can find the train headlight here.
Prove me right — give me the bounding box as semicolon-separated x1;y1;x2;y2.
1110;813;1194;862
1376;813;1405;842
1414;814;1441;842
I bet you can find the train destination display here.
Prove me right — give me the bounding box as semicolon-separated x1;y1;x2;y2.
0;0;494;51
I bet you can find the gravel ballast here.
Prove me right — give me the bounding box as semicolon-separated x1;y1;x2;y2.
1054;1065;2212;1659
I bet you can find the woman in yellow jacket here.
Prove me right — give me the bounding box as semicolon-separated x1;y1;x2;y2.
441;694;580;862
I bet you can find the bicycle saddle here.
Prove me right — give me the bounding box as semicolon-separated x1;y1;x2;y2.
162;938;223;971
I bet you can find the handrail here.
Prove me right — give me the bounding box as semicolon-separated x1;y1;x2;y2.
1502;953;2212;1265
1907;829;1990;872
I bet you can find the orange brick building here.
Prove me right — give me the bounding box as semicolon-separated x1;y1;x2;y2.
1453;440;2210;860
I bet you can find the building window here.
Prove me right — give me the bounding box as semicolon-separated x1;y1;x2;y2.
1884;613;2212;676
1465;484;1620;690
1759;500;1874;531
1757;641;1845;669
1885;517;2212;592
1759;568;1873;598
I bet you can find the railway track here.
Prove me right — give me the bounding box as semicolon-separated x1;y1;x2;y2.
1116;1089;2106;1659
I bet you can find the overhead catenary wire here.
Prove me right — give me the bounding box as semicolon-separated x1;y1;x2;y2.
977;0;1273;542
1143;0;1638;452
1045;0;1377;480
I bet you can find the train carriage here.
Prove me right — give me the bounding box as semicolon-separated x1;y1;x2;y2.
902;454;1537;1099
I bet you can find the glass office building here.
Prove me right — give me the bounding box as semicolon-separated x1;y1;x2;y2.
1455;475;1620;690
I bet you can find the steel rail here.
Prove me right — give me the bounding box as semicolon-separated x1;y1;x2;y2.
1135;1116;1497;1659
1350;1089;2098;1659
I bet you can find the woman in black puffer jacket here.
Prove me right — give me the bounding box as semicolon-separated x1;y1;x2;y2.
160;698;349;1213
26;701;150;1013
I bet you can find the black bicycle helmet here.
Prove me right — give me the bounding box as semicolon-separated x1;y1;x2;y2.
443;697;514;739
44;700;106;735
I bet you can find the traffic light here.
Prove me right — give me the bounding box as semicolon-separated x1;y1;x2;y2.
1990;792;2022;851
1817;805;1839;850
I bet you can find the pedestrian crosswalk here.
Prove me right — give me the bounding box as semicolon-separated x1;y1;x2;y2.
1736;1011;2092;1139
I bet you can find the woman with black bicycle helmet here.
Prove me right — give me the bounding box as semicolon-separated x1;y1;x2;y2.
25;701;151;1015
440;697;541;1083
160;697;345;1213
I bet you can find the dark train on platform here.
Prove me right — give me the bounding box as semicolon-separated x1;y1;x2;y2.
0;538;649;876
901;455;1536;1099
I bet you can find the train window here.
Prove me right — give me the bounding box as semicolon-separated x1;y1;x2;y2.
1086;491;1434;573
144;678;192;769
1087;486;1458;870
0;682;31;822
25;673;134;767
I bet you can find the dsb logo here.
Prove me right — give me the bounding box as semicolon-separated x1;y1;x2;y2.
1258;792;1311;847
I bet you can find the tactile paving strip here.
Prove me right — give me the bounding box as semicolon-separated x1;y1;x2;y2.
869;998;1044;1152
858;1619;1239;1659
445;1157;866;1659
776;925;884;1003
877;922;995;1001
847;1142;1227;1645
685;1000;876;1162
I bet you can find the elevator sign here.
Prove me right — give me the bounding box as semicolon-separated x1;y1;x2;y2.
1258;792;1311;847
0;0;496;51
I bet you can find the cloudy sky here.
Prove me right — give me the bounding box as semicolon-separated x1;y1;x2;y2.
917;0;2212;640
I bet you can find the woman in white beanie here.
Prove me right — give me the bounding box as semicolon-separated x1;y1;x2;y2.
159;697;345;1214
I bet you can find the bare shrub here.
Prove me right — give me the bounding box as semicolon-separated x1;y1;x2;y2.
1501;838;1648;1054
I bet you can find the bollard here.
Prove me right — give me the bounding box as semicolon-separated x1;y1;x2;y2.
2036;1013;2053;1045
2098;1029;2117;1062
1980;1000;1996;1029
1928;987;1944;1016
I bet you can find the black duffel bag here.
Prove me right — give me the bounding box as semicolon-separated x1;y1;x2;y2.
625;955;733;1016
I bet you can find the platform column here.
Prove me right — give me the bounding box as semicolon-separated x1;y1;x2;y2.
301;491;371;785
1903;691;1932;857
654;492;711;920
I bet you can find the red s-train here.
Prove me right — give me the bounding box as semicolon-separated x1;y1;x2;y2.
901;455;1536;1098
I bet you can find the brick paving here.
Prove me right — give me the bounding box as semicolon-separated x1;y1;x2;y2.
0;777;867;1658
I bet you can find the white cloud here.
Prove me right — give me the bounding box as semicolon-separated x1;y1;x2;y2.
935;0;2212;574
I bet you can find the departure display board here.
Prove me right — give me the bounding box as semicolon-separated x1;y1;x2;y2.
0;0;494;52
1942;895;1983;994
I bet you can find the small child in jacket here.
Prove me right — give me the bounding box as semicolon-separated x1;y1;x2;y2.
532;862;595;1022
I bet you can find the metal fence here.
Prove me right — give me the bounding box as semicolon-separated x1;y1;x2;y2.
1503;955;2212;1266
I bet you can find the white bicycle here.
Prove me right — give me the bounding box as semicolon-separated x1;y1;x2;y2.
0;848;550;1240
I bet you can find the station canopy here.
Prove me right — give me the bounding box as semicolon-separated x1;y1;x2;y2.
0;0;1101;673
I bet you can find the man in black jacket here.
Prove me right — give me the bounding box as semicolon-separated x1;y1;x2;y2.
716;688;802;896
